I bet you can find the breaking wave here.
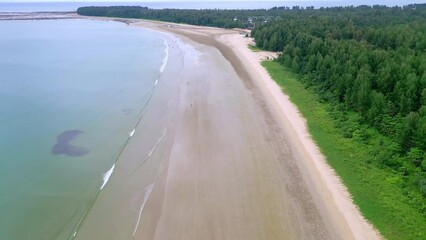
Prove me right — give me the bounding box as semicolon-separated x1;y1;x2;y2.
100;164;115;190
159;39;169;74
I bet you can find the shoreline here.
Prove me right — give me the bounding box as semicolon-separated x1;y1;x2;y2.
71;27;186;239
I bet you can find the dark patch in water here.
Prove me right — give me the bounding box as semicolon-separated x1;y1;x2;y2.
52;130;90;157
122;108;133;115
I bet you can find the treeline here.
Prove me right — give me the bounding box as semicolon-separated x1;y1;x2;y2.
77;6;277;28
253;4;426;197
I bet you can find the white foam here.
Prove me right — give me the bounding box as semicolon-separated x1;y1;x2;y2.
147;146;155;157
147;129;167;157
132;183;155;236
129;128;136;138
100;164;115;190
155;79;159;86
159;39;169;73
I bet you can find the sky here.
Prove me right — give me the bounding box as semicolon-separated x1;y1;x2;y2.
1;0;424;4
1;0;329;1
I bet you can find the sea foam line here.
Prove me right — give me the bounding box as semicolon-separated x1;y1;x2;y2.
159;39;169;74
129;128;136;138
148;129;167;157
100;164;115;190
132;183;155;236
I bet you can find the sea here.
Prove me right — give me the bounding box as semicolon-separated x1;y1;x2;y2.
0;18;170;239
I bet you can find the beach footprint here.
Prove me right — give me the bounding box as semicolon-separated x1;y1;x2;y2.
51;130;90;157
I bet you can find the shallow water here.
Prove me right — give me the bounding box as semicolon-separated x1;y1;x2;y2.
0;19;168;239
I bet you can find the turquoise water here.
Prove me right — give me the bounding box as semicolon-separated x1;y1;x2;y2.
0;19;167;239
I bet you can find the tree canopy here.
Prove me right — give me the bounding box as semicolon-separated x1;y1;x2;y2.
251;4;426;198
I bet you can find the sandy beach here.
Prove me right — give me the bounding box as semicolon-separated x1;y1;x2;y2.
72;17;382;240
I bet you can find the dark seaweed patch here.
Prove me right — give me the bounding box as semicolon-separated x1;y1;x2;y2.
52;130;90;157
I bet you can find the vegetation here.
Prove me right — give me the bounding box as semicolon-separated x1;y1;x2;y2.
77;6;279;28
248;44;262;52
252;4;426;202
263;61;426;239
253;5;426;238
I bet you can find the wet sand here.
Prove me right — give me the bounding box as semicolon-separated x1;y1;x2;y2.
127;21;382;239
75;17;382;240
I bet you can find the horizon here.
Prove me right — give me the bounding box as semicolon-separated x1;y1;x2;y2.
1;0;425;4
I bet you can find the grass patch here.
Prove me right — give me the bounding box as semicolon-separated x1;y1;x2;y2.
262;61;426;240
248;44;262;52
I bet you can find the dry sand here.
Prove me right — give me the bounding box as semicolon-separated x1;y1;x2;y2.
78;17;382;240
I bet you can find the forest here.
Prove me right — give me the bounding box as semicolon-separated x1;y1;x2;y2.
78;5;426;234
76;5;322;29
251;4;426;199
77;6;277;28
